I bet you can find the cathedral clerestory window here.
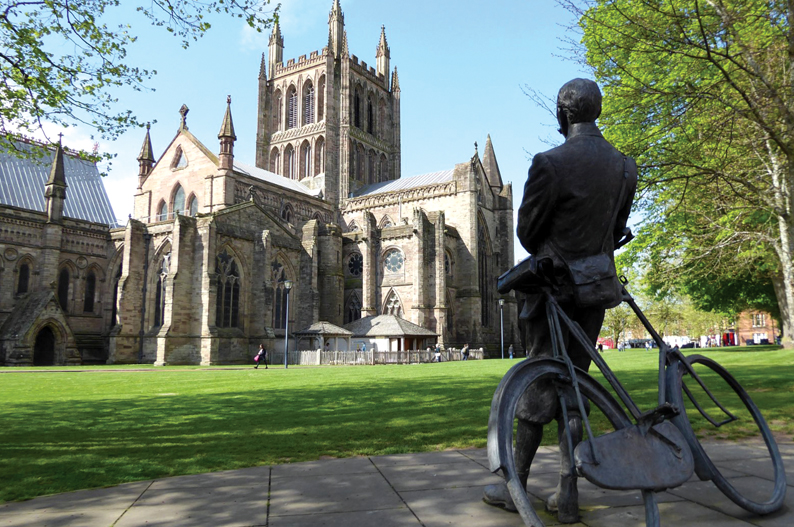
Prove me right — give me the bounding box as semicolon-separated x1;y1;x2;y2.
215;250;240;328
347;253;363;277
288;89;298;129
383;249;404;274
304;85;315;125
154;253;170;327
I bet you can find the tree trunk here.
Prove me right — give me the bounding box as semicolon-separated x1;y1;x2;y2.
771;272;793;347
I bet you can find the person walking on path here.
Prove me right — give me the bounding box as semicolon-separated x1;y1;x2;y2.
254;344;267;369
462;344;470;361
508;344;514;359
434;343;442;362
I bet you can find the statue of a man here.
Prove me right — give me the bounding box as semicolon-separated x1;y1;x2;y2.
484;78;637;523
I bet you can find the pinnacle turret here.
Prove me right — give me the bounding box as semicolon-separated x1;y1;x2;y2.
218;95;237;140
44;135;67;223
218;96;236;172
391;67;400;92
328;0;346;58
259;52;267;80
268;21;284;78
376;25;390;78
137;123;155;187
482;134;503;190
46;136;66;188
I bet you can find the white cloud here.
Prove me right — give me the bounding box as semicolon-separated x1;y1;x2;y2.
240;22;270;52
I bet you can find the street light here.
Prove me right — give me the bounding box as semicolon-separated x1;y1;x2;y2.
499;298;505;359
283;280;293;369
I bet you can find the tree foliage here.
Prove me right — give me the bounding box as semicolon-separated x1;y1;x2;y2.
0;0;275;154
561;0;794;343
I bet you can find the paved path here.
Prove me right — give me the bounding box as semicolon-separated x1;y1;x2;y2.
1;441;791;526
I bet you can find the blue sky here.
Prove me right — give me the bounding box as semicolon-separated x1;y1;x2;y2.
56;0;589;262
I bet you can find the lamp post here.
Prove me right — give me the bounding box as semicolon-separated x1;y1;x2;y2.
283;280;293;369
499;298;505;359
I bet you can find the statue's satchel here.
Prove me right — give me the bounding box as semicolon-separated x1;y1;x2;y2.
574;421;694;491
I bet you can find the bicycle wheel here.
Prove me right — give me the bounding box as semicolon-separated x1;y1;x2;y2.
487;358;637;527
666;354;786;515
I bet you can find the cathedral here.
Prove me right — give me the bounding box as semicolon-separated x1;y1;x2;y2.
0;0;519;365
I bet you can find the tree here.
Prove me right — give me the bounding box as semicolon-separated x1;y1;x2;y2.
0;0;275;155
601;303;634;348
560;0;794;346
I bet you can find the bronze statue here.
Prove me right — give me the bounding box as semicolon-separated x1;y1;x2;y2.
483;78;637;523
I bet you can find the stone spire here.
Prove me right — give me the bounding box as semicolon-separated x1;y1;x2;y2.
268;21;284;78
137;123;155;188
44;135;67;223
218;96;236;171
376;25;390;78
481;134;503;189
391;67;400;93
329;0;345;57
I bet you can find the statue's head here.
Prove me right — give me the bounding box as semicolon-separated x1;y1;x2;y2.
557;78;602;137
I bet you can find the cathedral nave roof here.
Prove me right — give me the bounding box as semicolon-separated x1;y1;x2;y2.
351;169;454;198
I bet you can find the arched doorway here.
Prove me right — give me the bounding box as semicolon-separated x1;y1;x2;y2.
33;327;56;366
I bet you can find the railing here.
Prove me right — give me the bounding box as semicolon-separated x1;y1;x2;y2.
267;348;484;366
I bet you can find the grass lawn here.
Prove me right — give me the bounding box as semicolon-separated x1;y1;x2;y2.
0;346;791;503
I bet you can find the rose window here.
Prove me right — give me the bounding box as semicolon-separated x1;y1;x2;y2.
348;253;363;276
384;249;404;273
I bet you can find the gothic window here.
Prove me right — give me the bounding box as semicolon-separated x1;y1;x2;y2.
378;99;387;139
383;249;404;274
153;253;170;327
380;154;388;182
345;293;361;324
367;97;374;134
270;148;280;175
357;144;365;181
368;150;375;184
215;250;240;328
271;261;292;330
285;145;295;179
17;262;30;295
315;137;325;174
287;88;298;129
83;270;96;313
348;221;359;232
187;195;198;216
304;84;315;125
156;201;168;221
301;141;312;179
111;263;122;328
478;219;492;327
317;76;325;121
444;252;453;276
172;185;186;216
171;146;187;169
383;290;403;317
273;91;282;131
57;267;69;311
281;203;293;224
354;89;361;128
379;216;393;229
347;253;363;277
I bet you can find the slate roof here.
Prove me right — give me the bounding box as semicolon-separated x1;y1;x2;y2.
352;169;454;197
233;161;323;197
343;315;438;337
0;141;118;226
293;321;353;336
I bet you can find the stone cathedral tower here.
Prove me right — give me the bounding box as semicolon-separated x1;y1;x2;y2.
254;0;401;208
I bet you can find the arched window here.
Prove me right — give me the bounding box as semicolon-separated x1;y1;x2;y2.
378;99;387;139
215;249;240;328
345;293;361;324
281;204;293;224
187;195;198;216
273;90;282;131
303;83;315;125
301;141;312;179
287;87;298;129
83;270;96;313
368;150;375;184
354;89;361;128
383;290;403;317
270;148;280;175
17;262;30;295
478;218;492;327
172;185;186;216
156;201;168;221
367;97;374;135
317;76;325;121
347;253;363;277
383;249;404;274
153;253;170;327
380;154;389;182
444;252;453;277
347;221;359;232
315;137;325;174
379;216;393;229
272;260;292;329
357;144;365;181
110;262;122;328
285;145;295;179
57;267;69;311
171;146;187;169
